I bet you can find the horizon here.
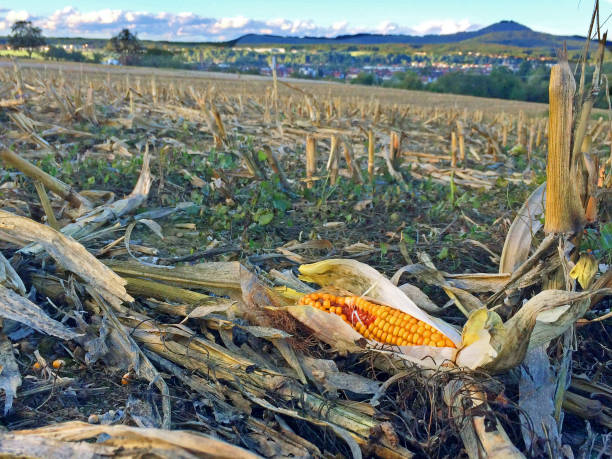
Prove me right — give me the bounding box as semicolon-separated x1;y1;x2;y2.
0;1;608;42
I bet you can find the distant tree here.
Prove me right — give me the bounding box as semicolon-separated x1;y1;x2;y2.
43;45;70;61
350;72;375;85
8;21;46;57
386;71;423;90
43;45;86;63
107;29;143;65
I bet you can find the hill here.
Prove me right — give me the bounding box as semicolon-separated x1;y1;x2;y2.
229;20;590;50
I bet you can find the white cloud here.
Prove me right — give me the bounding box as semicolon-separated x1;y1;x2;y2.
0;7;478;41
412;19;477;35
6;10;30;23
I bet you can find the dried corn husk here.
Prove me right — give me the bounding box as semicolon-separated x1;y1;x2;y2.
298;259;461;344
459;289;611;372
499;182;545;273
289;259;610;373
292;260;461;368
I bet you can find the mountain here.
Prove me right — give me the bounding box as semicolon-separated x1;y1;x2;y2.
228;21;590;49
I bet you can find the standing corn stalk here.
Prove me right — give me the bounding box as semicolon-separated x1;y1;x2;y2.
306;135;317;189
545;54;586;234
367;130;375;183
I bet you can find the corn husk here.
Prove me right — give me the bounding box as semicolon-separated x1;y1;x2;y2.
292;260;462;368
458;289;610;372
499;182;545;273
298;259;461;344
289;259;610;373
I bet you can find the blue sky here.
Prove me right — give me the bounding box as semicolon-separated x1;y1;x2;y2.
0;1;608;41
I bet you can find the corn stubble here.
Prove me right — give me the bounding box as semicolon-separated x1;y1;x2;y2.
544;56;586;234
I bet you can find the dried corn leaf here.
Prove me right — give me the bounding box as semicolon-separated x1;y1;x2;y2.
527;289;609;350
471;289;610;373
0;251;25;294
11;421;262;458
0;284;80;340
441;272;511;293
397;283;441;312
0;210;132;308
569;253;598;289
444;380;524;458
392;262;482;315
499;182;545;273
0;334;21;414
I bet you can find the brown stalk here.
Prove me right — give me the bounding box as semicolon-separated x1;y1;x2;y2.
456;121;465;162
368;130;375;182
327;135;340;185
0;144;92;212
305;135;317;189
544;56;585;234
450;130;457;167
33;181;59;231
571;35;607;176
502;119;508;146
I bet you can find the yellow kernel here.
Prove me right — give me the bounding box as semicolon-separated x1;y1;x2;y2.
32;362;42;371
382;323;390;333
392;326;400;336
52;359;64;369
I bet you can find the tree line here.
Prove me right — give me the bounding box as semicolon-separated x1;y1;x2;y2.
351;62;611;106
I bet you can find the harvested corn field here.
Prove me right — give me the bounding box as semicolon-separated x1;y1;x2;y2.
0;21;611;459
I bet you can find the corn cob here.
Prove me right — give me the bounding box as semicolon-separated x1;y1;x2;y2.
298;292;455;348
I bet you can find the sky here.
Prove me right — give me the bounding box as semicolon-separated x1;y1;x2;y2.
0;1;609;42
